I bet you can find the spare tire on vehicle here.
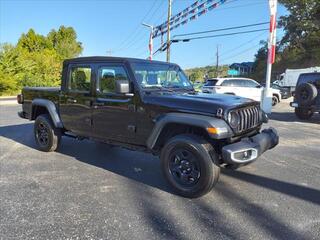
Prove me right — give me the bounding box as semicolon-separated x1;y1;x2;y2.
295;83;317;106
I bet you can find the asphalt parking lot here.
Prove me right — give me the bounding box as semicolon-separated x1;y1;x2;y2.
0;100;320;240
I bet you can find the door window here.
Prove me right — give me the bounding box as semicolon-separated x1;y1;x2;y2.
244;80;260;88
221;80;241;87
221;80;232;86
69;67;91;92
98;66;129;93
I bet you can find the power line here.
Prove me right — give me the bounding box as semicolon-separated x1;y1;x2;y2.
172;22;269;38
114;0;161;52
136;0;270;59
219;43;262;64
153;0;233;38
126;0;268;59
212;1;265;12
173;28;269;42
219;31;267;57
152;28;268;58
129;3;169;57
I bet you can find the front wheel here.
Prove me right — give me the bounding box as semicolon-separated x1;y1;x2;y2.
34;114;61;152
160;134;220;198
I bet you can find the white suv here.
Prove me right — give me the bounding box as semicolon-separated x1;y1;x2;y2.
202;78;281;106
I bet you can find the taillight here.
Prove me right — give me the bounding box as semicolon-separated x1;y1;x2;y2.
17;94;23;104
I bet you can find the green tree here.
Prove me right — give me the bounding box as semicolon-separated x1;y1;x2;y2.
0;26;83;95
47;26;83;59
278;0;320;67
0;43;23;94
17;29;52;52
251;0;320;81
279;0;320;48
189;71;203;82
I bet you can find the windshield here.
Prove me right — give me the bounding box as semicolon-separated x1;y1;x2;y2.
131;62;193;90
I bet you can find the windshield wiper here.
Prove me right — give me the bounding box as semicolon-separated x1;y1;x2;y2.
165;85;195;93
142;86;175;92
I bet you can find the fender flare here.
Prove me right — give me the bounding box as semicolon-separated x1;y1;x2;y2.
146;112;232;149
31;99;63;128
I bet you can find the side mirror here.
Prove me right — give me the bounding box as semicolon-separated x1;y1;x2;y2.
116;80;130;94
256;85;262;88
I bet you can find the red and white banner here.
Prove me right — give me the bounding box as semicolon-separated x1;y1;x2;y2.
267;0;277;64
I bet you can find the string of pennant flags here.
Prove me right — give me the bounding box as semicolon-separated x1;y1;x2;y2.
152;0;228;38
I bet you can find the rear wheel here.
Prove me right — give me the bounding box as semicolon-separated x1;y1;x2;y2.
294;107;313;120
160;134;220;198
34;114;61;152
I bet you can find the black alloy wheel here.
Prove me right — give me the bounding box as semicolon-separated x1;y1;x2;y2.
34;114;61;152
161;134;220;198
169;148;201;187
35;122;50;147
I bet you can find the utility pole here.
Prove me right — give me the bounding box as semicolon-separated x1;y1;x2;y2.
216;45;219;77
142;22;154;60
262;0;278;113
166;0;172;62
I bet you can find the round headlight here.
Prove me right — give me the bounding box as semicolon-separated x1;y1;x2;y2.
228;111;240;128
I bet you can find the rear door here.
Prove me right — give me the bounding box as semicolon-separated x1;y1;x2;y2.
220;79;240;95
91;63;136;143
244;79;263;101
59;64;94;137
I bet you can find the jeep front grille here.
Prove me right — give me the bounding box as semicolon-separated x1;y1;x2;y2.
232;105;261;133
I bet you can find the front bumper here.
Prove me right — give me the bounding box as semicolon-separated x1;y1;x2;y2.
221;127;279;165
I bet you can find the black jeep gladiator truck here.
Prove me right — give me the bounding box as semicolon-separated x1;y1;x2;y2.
17;57;279;198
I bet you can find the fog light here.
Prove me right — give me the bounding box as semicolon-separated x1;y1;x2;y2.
231;148;258;162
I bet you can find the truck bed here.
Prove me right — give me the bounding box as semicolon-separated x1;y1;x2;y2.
21;87;61;119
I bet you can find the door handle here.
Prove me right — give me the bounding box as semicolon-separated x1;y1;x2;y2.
67;98;77;103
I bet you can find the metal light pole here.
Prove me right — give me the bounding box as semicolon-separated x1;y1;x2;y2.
262;0;278;113
166;0;172;62
142;22;154;60
216;45;219;77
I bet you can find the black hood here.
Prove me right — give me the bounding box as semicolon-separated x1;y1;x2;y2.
143;91;257;116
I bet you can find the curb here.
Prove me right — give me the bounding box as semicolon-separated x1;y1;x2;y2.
0;97;17;105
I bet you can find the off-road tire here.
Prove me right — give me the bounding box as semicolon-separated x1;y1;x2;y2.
160;134;220;198
295;83;317;106
294;107;313;120
34;114;61;152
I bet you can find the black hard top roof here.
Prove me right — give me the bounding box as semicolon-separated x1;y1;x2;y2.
63;56;178;66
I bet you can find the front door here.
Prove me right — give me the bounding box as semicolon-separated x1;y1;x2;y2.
92;64;136;143
59;64;94;137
